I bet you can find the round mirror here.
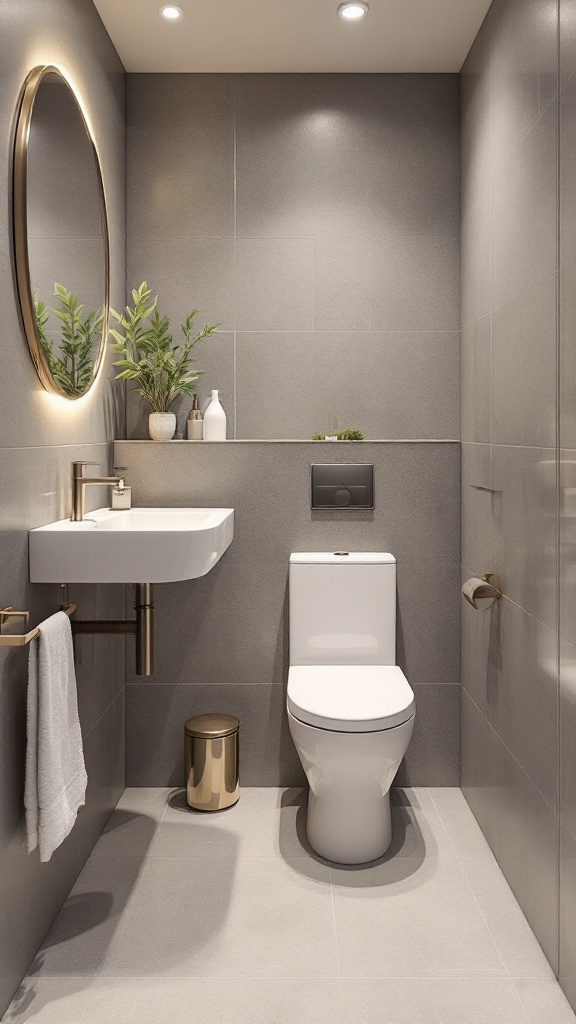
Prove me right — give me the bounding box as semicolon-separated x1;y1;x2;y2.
13;66;109;399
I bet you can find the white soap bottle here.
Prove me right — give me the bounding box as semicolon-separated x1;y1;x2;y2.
203;390;226;441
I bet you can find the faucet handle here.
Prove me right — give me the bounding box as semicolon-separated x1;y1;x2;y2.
72;460;99;477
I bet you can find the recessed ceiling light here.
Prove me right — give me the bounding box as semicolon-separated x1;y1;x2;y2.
159;5;183;19
338;1;369;19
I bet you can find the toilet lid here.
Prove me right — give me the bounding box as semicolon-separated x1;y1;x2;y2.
287;665;415;733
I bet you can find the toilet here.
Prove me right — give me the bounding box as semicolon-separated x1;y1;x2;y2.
287;552;415;865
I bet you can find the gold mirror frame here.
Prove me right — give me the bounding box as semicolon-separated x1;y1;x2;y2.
12;65;110;400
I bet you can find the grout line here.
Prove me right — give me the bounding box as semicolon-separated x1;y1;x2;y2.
328;867;342;979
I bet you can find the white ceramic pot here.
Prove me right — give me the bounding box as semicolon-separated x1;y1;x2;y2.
149;412;176;441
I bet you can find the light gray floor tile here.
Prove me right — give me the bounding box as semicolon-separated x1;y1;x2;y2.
29;857;145;979
332;857;506;978
91;789;171;858
83;978;343;1024
458;857;555;979
428;787;494;857
152;787;454;863
514;980;576;1023
341;978;530;1023
152;786;310;861
3;980;93;1023
101;854;337;978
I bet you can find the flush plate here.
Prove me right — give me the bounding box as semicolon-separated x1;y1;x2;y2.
311;464;374;510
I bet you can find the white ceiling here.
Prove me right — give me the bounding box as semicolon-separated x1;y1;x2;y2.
93;0;493;73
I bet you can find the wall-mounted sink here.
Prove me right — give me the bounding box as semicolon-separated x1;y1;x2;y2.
29;507;234;583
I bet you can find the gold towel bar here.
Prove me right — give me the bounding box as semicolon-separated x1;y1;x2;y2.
0;603;77;648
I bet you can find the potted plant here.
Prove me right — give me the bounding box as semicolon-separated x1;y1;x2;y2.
109;282;219;440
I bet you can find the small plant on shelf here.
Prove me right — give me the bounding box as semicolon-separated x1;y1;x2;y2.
312;423;365;441
108;281;219;440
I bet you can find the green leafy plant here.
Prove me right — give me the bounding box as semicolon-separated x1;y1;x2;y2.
109;282;219;413
337;428;365;441
34;283;103;396
312;425;365;441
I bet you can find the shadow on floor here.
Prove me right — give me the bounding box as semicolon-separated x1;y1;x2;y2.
279;787;430;885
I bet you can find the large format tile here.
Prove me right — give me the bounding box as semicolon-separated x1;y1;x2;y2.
126;237;235;332
461;185;492;329
560;823;576;1013
371;235;460;332
561;639;576;838
461;442;493;574
461;692;559;973
126;683;304;788
235;239;314;332
492;277;557;448
515;980;576;1023
561;65;576;268
4;979;93;1023
492;101;557;309
560;261;576;449
313;239;371;331
490;0;556;168
84;978;343;1024
429;787;493;858
461;11;493;213
485;597;557;805
101;855;336;978
461;314;491;443
491;446;557;629
127;75;234;239
90;789;170;860
341;978;529;1023
458;856;555;979
332;856;505;978
236;331;460;440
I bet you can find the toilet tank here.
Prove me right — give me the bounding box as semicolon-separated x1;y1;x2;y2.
289;552;397;666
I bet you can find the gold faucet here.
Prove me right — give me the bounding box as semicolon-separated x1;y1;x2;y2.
71;461;125;522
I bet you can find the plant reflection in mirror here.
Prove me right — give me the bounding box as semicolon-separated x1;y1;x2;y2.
34;283;103;396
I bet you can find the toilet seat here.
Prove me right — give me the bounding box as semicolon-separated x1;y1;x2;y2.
287;664;415;733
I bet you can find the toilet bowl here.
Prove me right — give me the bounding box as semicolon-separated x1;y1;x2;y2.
287;552;415;865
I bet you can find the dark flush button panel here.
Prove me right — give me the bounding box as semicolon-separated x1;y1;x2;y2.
311;464;374;510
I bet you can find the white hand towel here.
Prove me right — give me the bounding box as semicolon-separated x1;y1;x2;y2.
25;611;87;862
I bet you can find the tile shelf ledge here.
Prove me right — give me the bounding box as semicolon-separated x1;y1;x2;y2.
116;438;461;445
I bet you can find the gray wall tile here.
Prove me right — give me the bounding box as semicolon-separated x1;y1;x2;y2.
560;639;576;839
492;277;558;448
126;681;459;789
128;73;460;441
560;260;576;449
491;445;557;629
461;442;493;574
560;823;576;1009
236;239;314;333
313;239;371;332
461;315;491;443
236;332;460;440
117;439;461;784
461;0;563;992
461;690;558;972
492;100;558;309
126;237;235;332
461;185;492;328
560;67;576;268
371;235;460;333
0;0;126;1014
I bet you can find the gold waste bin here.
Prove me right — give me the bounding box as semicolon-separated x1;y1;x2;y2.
185;714;240;811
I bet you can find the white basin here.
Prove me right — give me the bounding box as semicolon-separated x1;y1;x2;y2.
29;507;234;583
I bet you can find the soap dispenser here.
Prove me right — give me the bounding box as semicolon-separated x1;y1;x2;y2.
110;467;131;510
187;394;204;440
203;390;226;441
